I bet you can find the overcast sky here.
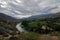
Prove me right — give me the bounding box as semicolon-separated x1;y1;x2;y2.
0;0;60;19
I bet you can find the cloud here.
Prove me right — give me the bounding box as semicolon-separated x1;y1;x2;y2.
0;0;60;19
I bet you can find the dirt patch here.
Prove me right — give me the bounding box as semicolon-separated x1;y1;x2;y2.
39;36;60;40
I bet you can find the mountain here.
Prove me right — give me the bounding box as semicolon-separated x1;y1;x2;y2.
24;12;60;20
0;12;60;21
0;13;19;35
0;13;17;21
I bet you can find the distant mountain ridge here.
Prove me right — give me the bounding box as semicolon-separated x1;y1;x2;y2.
0;13;17;21
24;12;60;20
0;12;60;21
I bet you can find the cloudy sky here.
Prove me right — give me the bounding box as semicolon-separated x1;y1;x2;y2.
0;0;60;19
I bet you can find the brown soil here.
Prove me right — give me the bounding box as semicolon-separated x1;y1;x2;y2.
39;36;60;40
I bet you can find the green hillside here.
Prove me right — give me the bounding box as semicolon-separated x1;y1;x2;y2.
22;16;60;35
0;18;40;40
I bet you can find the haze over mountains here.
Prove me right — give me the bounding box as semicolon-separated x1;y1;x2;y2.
23;12;60;20
0;12;60;20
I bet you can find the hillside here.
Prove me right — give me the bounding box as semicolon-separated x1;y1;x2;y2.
0;13;20;35
0;13;17;20
25;12;60;20
22;12;60;34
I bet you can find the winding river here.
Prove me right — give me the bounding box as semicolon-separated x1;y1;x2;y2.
16;23;27;33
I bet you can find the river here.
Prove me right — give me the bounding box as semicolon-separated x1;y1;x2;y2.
16;23;27;33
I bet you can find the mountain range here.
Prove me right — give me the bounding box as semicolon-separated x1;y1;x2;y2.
0;12;60;20
24;12;60;20
0;13;17;21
